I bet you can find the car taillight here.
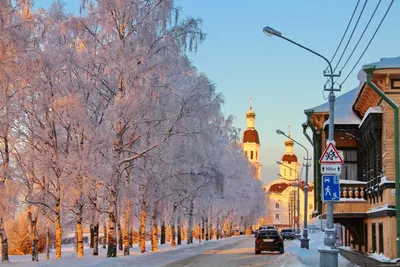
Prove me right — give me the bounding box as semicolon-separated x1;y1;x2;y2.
256;238;260;243
277;237;283;243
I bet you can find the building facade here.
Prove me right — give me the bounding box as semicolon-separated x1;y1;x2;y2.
242;99;262;179
303;56;400;260
263;129;314;229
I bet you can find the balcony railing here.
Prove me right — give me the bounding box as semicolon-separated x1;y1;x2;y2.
340;180;368;201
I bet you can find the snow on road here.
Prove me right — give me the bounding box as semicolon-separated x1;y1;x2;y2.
162;237;306;267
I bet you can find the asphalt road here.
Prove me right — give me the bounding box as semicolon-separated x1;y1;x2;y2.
162;237;301;267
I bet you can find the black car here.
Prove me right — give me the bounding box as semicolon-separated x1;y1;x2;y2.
255;229;284;254
280;228;295;240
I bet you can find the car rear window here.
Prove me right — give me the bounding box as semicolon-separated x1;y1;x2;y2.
258;231;279;238
282;229;293;233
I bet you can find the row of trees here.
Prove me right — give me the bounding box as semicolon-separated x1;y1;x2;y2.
0;0;266;261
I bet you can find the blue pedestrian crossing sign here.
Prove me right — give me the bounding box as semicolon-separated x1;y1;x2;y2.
322;175;340;202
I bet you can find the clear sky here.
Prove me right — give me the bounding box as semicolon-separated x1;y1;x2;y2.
35;0;399;185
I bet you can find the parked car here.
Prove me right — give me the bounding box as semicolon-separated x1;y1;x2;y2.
255;229;284;254
280;228;295;240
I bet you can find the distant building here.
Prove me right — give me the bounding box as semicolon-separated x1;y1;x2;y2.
242;98;262;180
263;127;314;229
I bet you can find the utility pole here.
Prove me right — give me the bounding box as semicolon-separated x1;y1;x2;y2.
263;26;341;267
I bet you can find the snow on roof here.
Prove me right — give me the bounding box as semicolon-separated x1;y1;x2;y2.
364;56;400;70
317;87;362;127
359;106;382;128
339;179;367;185
366;204;396;214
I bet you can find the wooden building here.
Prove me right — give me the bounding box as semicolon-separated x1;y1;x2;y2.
303;57;400;260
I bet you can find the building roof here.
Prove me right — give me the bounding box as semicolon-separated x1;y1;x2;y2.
265;179;314;194
281;154;298;163
246;107;256;117
243;129;260;144
363;56;400;70
306;87;362;127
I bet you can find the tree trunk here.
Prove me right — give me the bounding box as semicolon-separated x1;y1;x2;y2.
46;219;50;259
139;200;147;253
28;207;39;261
177;216;181;245
117;222;123;251
187;198;194;244
55;200;62;259
198;222;202;243
0;217;9;262
160;221;165;244
107;212;117;257
123;202;131;255
90;224;94;249
206;216;209;241
129;226;133;248
103;222;107;249
201;217;205;240
151;214;158;251
74;231;78;252
216;217;220;240
93;221;99;256
77;211;84;257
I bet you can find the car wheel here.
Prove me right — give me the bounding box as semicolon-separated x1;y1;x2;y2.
279;247;284;254
255;249;261;254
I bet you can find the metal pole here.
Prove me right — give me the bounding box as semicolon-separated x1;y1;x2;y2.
302;155;310;248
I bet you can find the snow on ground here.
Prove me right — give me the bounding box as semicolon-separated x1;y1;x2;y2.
0;232;361;267
0;236;251;267
287;230;359;267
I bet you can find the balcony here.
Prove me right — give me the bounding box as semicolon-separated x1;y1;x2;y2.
322;180;368;216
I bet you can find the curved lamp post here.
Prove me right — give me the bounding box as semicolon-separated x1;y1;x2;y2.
276;129;311;249
264;25;340;265
277;162;301;237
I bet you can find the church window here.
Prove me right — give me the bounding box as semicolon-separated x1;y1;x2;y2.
275;203;279;209
275;214;280;220
245;151;248;157
256;151;258;160
251;151;253;159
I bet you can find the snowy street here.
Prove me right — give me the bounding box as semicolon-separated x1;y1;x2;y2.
163;236;301;267
0;231;358;267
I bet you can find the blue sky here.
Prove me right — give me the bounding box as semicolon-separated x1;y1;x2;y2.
35;0;399;185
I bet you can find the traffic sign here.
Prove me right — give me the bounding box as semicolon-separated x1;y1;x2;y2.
321;164;342;174
319;142;344;164
322;175;340;202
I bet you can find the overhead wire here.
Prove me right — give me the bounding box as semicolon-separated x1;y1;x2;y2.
322;0;362;100
337;0;382;74
332;0;369;73
339;0;394;86
326;0;361;71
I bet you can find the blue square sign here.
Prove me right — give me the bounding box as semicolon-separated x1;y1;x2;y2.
322;175;340;202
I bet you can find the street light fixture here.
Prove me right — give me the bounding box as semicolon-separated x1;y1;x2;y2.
277;161;301;238
276;129;311;249
266;26;340;266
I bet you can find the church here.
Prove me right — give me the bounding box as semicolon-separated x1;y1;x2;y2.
242;99;262;180
263;127;315;229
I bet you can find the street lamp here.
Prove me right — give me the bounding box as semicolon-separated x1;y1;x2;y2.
266;26;340;266
277;162;301;238
276;130;311;249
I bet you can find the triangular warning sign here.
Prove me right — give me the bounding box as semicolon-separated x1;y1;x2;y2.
319;142;344;164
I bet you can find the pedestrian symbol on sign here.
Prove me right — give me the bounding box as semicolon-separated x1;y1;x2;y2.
322;175;340;202
325;185;331;196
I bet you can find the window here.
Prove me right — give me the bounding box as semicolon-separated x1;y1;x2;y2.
379;223;384;254
275;203;279;209
364;224;368;253
391;79;400;89
256;151;258;160
372;223;376;253
245;151;248;157
275;214;279;220
251;151;253;159
309;204;313;209
341;150;357;180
